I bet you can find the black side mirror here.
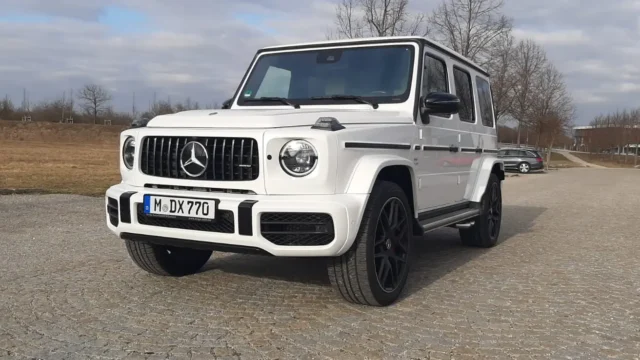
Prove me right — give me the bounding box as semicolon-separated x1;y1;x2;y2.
422;92;460;115
221;98;232;109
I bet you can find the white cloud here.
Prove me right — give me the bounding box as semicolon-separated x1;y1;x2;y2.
512;28;590;45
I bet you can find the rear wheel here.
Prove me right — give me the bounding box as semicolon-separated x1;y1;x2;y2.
125;240;212;276
518;162;531;173
328;181;412;306
460;173;502;248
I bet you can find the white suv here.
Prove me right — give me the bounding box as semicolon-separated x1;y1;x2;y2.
105;36;505;306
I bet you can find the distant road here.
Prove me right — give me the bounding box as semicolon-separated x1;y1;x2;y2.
554;150;607;168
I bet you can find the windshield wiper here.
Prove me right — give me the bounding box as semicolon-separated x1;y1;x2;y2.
310;95;379;109
245;97;300;109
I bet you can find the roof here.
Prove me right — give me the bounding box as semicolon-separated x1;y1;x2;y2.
259;36;488;76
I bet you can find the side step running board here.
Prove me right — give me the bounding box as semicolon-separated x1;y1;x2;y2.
419;208;481;233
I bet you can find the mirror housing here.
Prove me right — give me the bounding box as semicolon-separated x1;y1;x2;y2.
423;92;460;114
221;98;232;109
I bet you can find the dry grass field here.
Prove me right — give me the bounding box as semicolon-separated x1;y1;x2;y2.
0;120;123;196
0;140;120;196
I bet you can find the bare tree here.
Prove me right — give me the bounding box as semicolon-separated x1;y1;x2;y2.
527;61;575;165
428;0;512;64
484;33;516;123
329;0;430;39
511;39;547;146
0;95;15;120
77;84;112;124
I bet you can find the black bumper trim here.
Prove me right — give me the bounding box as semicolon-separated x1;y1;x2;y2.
119;191;137;224
120;232;272;256
238;200;258;236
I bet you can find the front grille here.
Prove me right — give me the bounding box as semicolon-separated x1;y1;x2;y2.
107;197;119;226
140;136;259;181
260;213;334;246
136;204;234;233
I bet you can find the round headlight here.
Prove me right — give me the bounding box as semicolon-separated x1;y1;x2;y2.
122;137;136;169
279;140;318;177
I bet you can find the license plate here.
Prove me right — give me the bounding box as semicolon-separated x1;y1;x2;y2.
143;195;216;221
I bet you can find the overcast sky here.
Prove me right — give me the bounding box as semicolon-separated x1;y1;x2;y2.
1;0;639;125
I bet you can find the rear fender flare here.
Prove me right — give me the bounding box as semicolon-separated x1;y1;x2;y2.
466;157;504;203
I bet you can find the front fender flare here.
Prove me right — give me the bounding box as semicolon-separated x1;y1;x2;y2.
345;154;418;211
465;157;505;203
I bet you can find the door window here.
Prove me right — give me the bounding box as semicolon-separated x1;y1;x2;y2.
475;76;494;127
453;67;475;123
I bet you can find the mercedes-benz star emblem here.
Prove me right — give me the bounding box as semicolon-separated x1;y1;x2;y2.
180;141;208;177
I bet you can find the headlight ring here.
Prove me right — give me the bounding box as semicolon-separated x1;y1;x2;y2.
279;140;318;177
122;136;136;170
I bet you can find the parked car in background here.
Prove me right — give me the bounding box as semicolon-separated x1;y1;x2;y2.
498;148;544;173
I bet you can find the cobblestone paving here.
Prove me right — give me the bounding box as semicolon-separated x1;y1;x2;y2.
1;168;639;359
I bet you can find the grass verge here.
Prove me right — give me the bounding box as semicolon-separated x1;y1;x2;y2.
571;153;639;169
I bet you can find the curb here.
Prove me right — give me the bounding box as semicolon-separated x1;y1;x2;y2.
0;188;49;195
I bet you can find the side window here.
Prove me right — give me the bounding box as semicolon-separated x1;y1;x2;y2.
422;55;448;94
254;66;291;98
476;76;494;127
453;67;475;123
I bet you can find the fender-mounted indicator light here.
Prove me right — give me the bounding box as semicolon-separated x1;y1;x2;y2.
311;117;345;131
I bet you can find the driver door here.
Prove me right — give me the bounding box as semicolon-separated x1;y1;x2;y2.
415;50;461;212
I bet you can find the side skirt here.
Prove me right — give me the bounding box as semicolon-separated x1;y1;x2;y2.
416;202;482;234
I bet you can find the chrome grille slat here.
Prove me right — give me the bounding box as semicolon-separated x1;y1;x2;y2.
140;136;259;181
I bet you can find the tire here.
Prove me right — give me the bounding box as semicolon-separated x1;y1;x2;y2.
517;162;531;173
459;173;502;248
125;240;212;276
328;180;412;306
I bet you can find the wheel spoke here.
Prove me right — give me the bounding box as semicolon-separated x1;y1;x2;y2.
379;215;392;238
390;253;407;264
389;259;398;288
377;255;387;278
380;258;392;287
374;234;387;246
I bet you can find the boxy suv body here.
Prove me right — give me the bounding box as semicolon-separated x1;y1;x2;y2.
105;36;505;306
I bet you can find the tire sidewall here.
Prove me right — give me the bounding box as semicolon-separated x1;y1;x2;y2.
480;174;502;245
362;182;412;305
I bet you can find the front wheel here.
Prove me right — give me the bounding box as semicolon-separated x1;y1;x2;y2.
328;181;412;306
125;240;212;276
459;173;502;248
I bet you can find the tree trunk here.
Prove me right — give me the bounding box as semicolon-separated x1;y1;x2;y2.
516;121;521;146
546;136;554;171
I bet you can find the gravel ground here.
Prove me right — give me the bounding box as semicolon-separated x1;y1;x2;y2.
1;168;639;360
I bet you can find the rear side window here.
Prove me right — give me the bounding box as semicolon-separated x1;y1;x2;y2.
453;67;474;123
423;55;448;94
476;76;494;127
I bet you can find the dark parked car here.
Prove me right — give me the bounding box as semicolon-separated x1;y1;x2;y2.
498;148;544;173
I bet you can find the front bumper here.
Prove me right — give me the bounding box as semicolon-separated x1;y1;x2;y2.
105;184;368;257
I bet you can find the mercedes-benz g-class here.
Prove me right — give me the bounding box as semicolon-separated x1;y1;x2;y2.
105;36;505;306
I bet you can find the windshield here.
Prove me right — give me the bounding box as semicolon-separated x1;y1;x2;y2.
236;44;415;107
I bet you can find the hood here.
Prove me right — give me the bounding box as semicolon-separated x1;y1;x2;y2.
145;108;413;129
